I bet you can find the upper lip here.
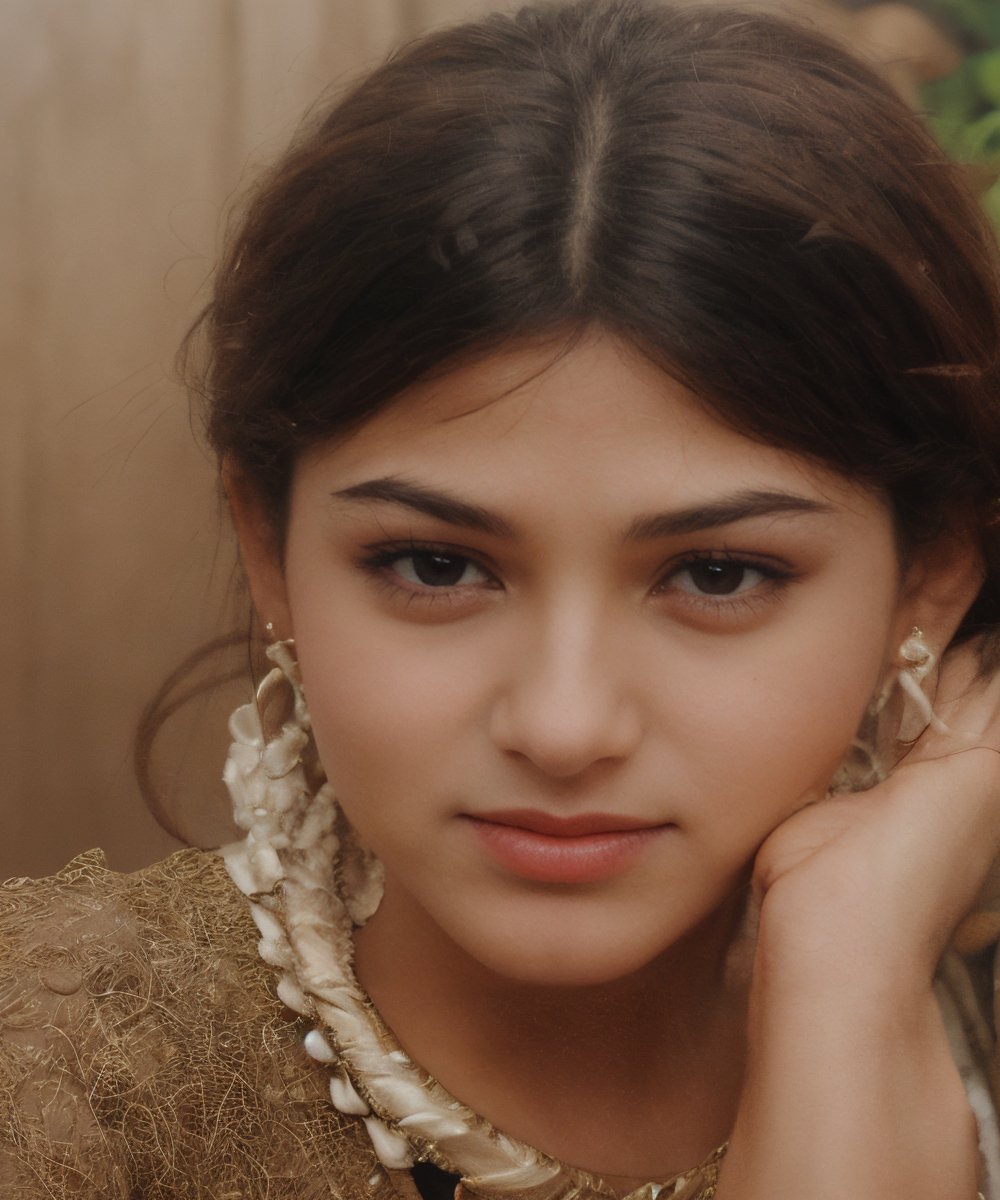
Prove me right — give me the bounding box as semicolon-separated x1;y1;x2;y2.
466;809;668;837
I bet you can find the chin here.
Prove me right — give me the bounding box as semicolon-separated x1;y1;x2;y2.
453;906;687;989
475;941;662;988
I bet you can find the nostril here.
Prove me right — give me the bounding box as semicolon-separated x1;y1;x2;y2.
489;693;642;779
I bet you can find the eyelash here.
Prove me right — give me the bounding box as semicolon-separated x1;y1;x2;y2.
654;551;794;614
358;541;795;615
359;542;500;606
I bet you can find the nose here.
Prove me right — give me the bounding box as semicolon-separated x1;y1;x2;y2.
488;606;643;779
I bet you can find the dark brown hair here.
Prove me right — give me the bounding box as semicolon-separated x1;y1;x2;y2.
190;0;1000;637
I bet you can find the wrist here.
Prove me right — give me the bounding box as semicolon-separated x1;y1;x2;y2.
752;873;942;998
719;944;979;1200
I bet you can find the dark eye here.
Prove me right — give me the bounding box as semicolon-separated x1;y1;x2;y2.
674;560;766;596
393;551;490;588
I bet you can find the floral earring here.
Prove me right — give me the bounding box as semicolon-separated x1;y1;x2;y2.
222;627;384;925
896;626;949;743
830;627;945;793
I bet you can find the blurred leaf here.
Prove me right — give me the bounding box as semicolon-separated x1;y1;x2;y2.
913;2;1000;232
923;58;983;123
972;49;1000;107
924;0;1000;45
960;109;1000;159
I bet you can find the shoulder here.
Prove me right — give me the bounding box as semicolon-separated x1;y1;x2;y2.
0;849;259;1195
0;849;383;1198
0;847;261;1050
0;845;251;960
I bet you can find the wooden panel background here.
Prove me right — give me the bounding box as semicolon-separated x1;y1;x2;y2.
1;0;495;881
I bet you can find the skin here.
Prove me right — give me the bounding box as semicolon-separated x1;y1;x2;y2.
232;329;994;1193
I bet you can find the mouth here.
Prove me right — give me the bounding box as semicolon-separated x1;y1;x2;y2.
460;809;673;884
469;808;665;836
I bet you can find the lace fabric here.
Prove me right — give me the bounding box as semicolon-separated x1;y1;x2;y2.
0;849;392;1199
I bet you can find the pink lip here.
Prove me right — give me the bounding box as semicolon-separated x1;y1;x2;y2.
462;809;671;884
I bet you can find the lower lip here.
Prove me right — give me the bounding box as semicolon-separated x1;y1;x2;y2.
463;818;669;884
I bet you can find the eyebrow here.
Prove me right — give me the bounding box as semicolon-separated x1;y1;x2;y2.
331;477;833;540
331;477;514;537
624;489;833;539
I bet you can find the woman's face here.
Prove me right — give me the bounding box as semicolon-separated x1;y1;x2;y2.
273;332;918;986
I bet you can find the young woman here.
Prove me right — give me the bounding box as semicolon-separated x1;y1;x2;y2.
4;1;1000;1197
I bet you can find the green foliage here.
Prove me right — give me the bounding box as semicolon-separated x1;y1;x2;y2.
922;0;1000;44
920;0;1000;232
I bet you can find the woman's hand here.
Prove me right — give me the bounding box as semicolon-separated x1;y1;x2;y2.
716;639;1000;1200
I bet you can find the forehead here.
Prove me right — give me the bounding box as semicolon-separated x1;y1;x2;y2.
298;331;872;517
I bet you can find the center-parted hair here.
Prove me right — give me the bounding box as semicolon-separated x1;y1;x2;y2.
190;0;1000;636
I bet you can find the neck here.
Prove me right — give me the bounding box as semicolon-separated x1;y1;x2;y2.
353;884;750;1185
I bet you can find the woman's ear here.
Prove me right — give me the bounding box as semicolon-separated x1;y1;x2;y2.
894;528;985;655
223;456;294;640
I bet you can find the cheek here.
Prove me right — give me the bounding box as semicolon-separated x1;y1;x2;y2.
294;617;483;819
668;613;893;856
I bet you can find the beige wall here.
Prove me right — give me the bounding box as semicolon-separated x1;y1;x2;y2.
2;0;496;881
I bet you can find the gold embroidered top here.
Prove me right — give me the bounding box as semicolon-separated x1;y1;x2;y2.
0;850;725;1200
